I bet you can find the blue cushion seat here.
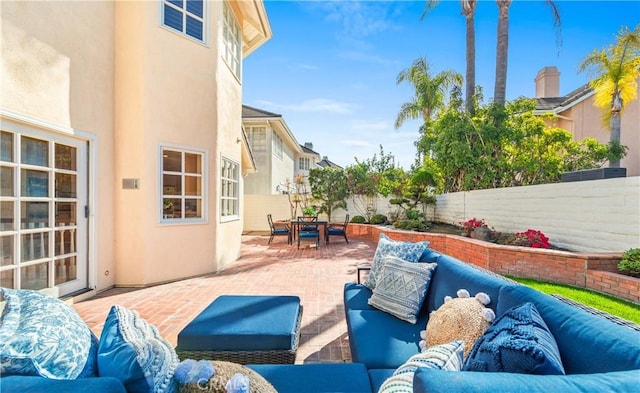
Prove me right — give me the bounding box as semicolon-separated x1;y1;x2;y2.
0;375;127;393
248;363;372;393
177;295;301;352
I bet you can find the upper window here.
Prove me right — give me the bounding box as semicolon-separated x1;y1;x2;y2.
221;156;239;220
273;133;283;160
162;0;205;42
248;127;266;151
299;157;310;171
223;2;242;78
161;146;205;222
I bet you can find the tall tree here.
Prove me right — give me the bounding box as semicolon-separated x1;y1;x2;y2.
308;167;349;222
421;1;477;114
493;0;561;105
394;57;462;129
579;25;640;168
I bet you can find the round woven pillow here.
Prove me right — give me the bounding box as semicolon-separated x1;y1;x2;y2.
178;361;277;393
425;296;491;359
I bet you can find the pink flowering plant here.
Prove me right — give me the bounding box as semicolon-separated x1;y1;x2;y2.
460;218;488;236
513;229;550;249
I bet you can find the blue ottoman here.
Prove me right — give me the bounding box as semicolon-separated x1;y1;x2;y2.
176;295;302;364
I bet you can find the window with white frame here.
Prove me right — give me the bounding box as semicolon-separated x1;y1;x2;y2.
273;133;283;159
223;2;242;78
162;0;205;42
161;147;205;222
220;156;239;219
299;157;310;170
248;127;266;151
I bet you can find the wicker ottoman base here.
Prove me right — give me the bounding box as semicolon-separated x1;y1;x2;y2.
176;296;303;364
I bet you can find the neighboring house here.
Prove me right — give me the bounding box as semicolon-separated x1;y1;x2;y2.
242;105;321;195
533;66;640;177
318;156;343;169
1;1;271;298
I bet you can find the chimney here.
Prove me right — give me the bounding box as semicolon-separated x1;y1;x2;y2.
534;66;560;98
304;142;313;150
322;156;328;161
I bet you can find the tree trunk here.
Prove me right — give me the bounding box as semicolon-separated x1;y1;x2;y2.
494;0;511;106
463;0;477;114
609;113;622;168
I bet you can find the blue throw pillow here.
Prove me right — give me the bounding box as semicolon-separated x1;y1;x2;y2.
0;287;98;379
364;233;429;290
368;256;437;324
463;302;565;375
97;305;178;393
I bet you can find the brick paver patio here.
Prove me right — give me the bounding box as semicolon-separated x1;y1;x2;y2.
73;234;376;364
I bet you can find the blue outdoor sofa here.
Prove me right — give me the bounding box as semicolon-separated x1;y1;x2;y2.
2;247;639;393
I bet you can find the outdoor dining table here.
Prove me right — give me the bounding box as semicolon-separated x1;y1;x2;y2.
288;218;329;242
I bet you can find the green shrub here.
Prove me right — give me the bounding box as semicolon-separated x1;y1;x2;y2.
618;248;640;276
370;214;388;225
405;209;424;221
392;218;429;232
350;215;367;224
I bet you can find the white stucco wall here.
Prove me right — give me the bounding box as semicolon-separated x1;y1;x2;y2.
434;177;640;252
245;177;639;252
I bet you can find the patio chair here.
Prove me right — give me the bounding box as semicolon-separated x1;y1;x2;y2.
326;214;349;244
267;214;291;244
296;216;320;249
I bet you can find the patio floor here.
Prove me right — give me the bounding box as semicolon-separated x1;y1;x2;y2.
73;234;376;364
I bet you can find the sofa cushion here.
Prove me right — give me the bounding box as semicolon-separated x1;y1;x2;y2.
0;376;127;393
419;249;441;263
368;256;437;324
464;302;565;375
497;285;640;374
0;288;98;379
378;340;464;393
346;309;427;369
363;234;428;290
366;369;395;392
344;283;374;311
247;363;372;393
413;368;640;393
97;305;178;393
424;255;515;317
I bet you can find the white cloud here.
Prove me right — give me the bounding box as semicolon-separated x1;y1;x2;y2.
255;98;357;114
343;139;371;148
350;120;390;131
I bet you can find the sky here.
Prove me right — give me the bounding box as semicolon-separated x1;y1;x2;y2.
243;0;640;169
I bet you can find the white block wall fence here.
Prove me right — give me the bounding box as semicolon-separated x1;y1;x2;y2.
244;176;640;253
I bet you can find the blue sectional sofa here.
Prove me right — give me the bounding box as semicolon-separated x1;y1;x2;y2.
343;251;640;392
2;250;639;393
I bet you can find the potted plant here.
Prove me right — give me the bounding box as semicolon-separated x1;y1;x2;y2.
302;206;317;220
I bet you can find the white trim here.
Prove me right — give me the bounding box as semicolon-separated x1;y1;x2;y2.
533;90;595;116
1;111;97;296
220;154;240;223
158;143;209;225
159;0;209;46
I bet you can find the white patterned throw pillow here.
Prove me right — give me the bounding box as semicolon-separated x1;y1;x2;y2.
378;340;464;393
0;287;98;379
368;256;437;324
364;233;429;290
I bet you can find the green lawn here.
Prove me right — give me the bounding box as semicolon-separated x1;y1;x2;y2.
508;276;640;325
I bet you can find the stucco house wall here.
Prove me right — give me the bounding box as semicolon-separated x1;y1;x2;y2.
1;0;270;297
1;1;117;293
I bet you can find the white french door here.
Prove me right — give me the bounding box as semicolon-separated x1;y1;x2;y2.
1;128;88;297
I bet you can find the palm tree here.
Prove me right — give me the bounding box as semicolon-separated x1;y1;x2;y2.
579;25;640;168
493;0;561;105
394;57;462;129
421;1;477;114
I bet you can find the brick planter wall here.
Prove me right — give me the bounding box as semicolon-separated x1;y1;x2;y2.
347;224;639;304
